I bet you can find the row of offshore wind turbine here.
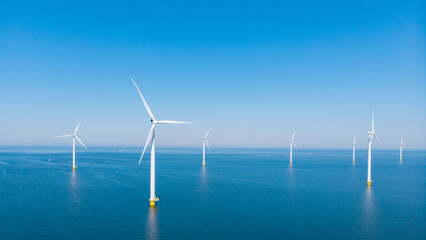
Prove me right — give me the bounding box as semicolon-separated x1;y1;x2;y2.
53;78;213;207
54;78;406;206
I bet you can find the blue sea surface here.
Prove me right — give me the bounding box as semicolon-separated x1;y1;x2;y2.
0;148;425;239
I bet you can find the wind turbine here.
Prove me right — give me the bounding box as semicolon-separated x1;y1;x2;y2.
55;119;88;170
288;132;297;164
198;130;211;167
367;110;381;186
400;137;404;161
131;78;194;207
353;136;359;162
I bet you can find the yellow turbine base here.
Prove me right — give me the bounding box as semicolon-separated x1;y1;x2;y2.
149;197;159;206
73;166;76;170
290;161;292;164
203;163;206;167
353;160;355;162
367;182;371;186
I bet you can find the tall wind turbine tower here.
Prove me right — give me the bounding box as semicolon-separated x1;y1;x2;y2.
353;136;359;162
288;132;297;164
131;78;194;206
400;137;404;161
55;119;88;170
199;130;211;167
367;110;381;186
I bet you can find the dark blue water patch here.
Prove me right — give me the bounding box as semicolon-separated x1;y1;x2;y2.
0;149;424;239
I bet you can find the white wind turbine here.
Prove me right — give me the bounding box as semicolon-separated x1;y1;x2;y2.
55;119;88;170
353;136;359;162
400;137;404;161
198;130;211;167
288;132;297;164
131;78;194;207
367;110;381;186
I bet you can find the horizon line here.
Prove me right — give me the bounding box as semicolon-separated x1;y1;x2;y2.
0;145;424;151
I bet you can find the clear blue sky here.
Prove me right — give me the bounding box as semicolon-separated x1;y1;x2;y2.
0;0;425;149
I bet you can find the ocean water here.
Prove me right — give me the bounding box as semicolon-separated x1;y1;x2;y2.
0;148;424;239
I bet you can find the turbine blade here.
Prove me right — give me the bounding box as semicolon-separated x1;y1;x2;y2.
75;136;88;151
292;132;296;140
374;134;382;145
131;78;155;121
138;124;156;165
74;119;82;134
293;141;298;150
372;108;375;132
157;120;194;124
205;139;211;152
54;134;73;138
205;129;211;138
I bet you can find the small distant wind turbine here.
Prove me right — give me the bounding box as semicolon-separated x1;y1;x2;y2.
198;130;211;167
367;110;381;186
288;132;297;164
353;136;359;162
55;119;88;170
131;78;194;207
400;137;404;161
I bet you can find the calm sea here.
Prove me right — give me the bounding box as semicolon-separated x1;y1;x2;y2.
0;148;425;239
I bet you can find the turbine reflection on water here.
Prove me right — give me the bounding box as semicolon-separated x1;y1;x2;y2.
200;166;208;194
146;206;158;240
362;187;377;238
70;170;80;203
